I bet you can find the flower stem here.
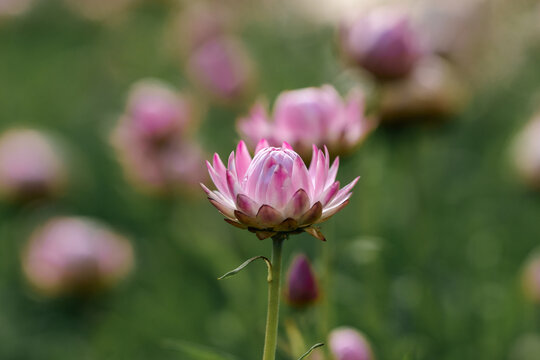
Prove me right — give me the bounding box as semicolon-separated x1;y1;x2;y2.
262;235;285;360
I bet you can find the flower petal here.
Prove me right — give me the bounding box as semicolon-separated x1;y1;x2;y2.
209;198;235;219
274;218;299;232
235;140;252;180
318;199;350;223
234;210;259;228
256;204;284;227
304;226;326;241
327;176;359;208
236;194;258;217
284;188;310;219
255;139;270;154
299;201;323;225
224;218;247;229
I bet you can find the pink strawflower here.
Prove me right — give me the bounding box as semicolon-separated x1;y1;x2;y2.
340;8;423;80
111;79;207;193
22;217;134;296
0;129;67;201
238;85;375;160
285;254;319;307
201;140;359;240
329;327;375;360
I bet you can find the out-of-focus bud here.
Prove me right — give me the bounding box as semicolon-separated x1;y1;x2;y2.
0;129;67;201
64;0;135;21
512;114;540;188
22;217;134;296
521;251;540;303
111;79;207;193
285;254;319;308
378;56;468;123
238;85;375;160
186;36;255;104
328;327;375;360
125;80;190;143
0;0;33;17
340;8;424;80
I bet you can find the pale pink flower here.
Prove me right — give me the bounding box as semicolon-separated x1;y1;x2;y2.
22;217;134;296
238;85;375;160
111;79;207;193
0;129;67;201
329;327;375;360
340;8;423;80
201;140;359;240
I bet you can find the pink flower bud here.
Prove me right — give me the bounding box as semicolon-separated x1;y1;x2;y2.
285;254;319;307
512;114;540;188
126;80;190;143
202;140;359;241
0;129;67;201
328;327;375;360
22;217;134;296
340;8;423;80
186;36;255;103
238;85;375;159
522;252;540;303
112;79;208;193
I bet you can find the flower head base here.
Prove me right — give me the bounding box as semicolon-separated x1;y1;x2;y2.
340;8;423;80
0;129;67;201
202;140;359;240
238;85;375;160
285;254;319;307
22;217;134;296
328;327;374;360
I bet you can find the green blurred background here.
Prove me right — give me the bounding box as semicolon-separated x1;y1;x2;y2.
1;1;540;359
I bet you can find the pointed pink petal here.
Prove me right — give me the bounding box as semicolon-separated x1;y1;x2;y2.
284;189;310;219
226;170;241;199
320;181;340;206
282;141;293;150
318;199;350;223
212;153;227;178
266;164;292;210
308;145;318;177
326;156;339;188
327;176;359;208
291;155;312;197
209;198;235;219
313;149;328;195
206;160;231;198
236;194;258;217
255;139;270;154
235;141;252;180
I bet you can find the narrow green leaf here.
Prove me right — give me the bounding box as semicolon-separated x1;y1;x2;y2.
162;339;238;360
297;343;324;360
218;256;272;281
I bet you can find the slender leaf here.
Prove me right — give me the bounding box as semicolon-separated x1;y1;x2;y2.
218;256;272;281
297;343;324;360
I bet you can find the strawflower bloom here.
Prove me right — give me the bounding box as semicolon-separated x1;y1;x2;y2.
0;129;67;201
238;85;375;160
340;7;423;80
22;217;134;296
201;140;359;241
329;327;375;360
285;253;319;307
111;79;207;192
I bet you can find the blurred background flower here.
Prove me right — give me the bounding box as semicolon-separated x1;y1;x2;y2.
0;129;67;202
329;327;374;360
0;0;33;18
111;79;207;194
284;253;319;308
238;85;375;159
22;216;134;297
512;112;540;189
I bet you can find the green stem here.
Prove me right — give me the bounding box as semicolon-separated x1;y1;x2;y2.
262;235;285;360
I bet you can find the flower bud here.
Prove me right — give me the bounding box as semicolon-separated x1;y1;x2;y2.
186;36;255;103
0;129;67;201
328;327;375;360
285;254;319;307
22;217;134;296
512;113;540;188
340;8;423;80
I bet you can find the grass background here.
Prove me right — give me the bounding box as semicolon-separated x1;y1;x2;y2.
1;1;540;359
